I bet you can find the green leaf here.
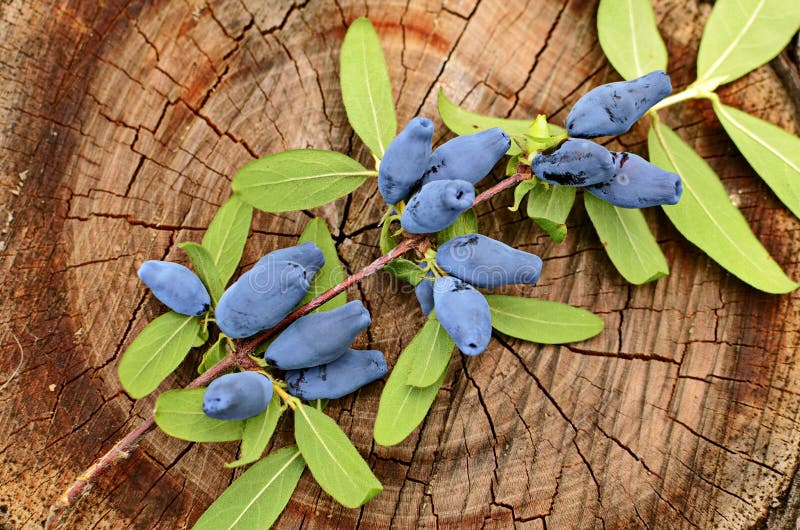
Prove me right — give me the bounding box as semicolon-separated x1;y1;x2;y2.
298;218;347;311
384;258;423;285
527;183;575;243
648;121;797;293
194;322;209;348
192;445;305;530
509;180;537;212
597;0;668;80
374;329;447;446
202;196;253;286
532;218;567;243
198;337;228;374
295;404;382;508
527;183;574;223
404;317;454;388
118;312;203;399
154;388;244;442
233;150;374;213
437;89;564;156
584;193;669;284
179;242;225;304
696;0;800;88
226;398;283;468
379;217;399;254
340;17;397;158
486;295;604;344
713;101;800;219
506;154;522;176
436;209;478;243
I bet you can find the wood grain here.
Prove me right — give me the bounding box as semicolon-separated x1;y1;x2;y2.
1;0;799;528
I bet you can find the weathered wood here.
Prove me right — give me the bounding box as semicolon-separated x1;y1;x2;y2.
1;0;799;528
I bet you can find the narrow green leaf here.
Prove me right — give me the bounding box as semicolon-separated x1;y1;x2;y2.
531;218;567;243
192;445;305;530
298;218;347;311
506;154;522;176
379;217;399;254
384;258;423;285
340;17;397;158
202;196;253;286
405;317;454;388
233;150;373;213
295;404;382;508
713;101;800;219
486;295;604;344
226;398;284;468
179;242;224;304
118;312;202;399
198;337;228;374
584;193;668;284
194;321;210;348
527;183;575;243
436;209;478;243
697;0;800;88
437;89;564;156
648;122;797;293
527;183;575;222
374;328;447;446
509;180;537;212
597;0;668;80
154;388;244;442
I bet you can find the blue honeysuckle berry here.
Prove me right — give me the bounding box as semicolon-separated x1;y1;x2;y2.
379;117;434;204
401;179;475;234
202;371;273;421
532;138;615;186
415;266;435;316
285;348;388;400
420;127;511;187
566;70;672;138
215;242;324;338
137;260;211;316
264;300;372;370
586;151;682;208
433;275;491;356
436;234;543;288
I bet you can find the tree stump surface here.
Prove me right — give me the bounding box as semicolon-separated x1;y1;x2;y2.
2;0;800;528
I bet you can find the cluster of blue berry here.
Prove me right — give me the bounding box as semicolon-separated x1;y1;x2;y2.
378;118;510;233
137;243;387;421
378;121;544;356
534;70;683;208
376;71;682;357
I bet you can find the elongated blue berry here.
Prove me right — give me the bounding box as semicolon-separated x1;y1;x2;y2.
137;260;211;316
264;300;371;369
202;371;273;421
586;151;682;208
566;70;672;138
421;128;511;186
286;349;387;400
415;267;435;316
436;234;543;288
532;139;615;186
379;117;434;204
401;179;475;234
433;276;491;355
215;242;324;338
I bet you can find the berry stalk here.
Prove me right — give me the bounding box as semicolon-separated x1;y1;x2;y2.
48;168;530;526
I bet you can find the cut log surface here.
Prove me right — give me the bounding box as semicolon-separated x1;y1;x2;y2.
1;0;799;528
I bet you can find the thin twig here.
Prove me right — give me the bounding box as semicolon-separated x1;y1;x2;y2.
46;170;527;527
45;355;236;529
